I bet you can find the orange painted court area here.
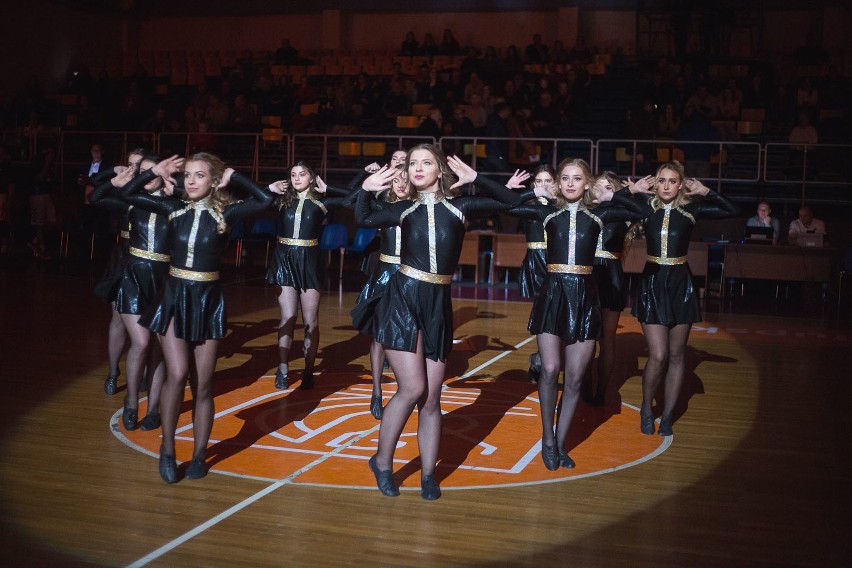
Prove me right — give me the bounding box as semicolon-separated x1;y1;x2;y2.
118;372;668;489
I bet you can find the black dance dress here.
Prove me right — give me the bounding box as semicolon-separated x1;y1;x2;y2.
265;187;349;292
88;172;131;303
351;193;404;334
511;193;643;343
125;171;273;341
632;191;739;326
593;188;644;312
518;203;548;299
355;177;521;361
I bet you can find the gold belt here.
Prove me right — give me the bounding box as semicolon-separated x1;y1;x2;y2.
130;247;170;262
278;237;318;246
527;242;546;249
120;230;130;239
547;263;593;274
595;250;622;260
379;253;401;264
400;264;453;285
169;266;220;281
647;255;687;265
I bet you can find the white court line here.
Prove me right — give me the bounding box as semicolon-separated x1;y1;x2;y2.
126;334;536;567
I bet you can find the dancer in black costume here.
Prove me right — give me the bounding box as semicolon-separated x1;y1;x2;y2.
356;145;523;499
510;158;644;470
266;162;351;390
93;148;145;395
630;162;739;436
124;153;273;483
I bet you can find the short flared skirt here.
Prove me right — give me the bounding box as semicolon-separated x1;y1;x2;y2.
631;262;701;326
93;238;130;302
372;271;453;361
266;244;324;291
528;273;601;343
518;249;547;299
351;261;400;334
114;257;169;315
593;257;628;312
140;275;226;342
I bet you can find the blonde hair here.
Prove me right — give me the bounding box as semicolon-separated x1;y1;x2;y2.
383;165;415;203
651;160;693;210
406;143;458;198
275;161;321;209
554;157;595;209
186;152;233;234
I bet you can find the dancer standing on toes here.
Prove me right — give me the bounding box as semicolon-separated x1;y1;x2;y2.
266;162;351;391
583;172;638;406
91;148;146;395
630;162;739;437
351;166;414;419
509;159;644;470
356;145;523;499
125;153;273;483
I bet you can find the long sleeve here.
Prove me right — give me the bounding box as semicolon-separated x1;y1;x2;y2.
470;174;524;205
689;190;741;219
355;189;406;228
88;179;130;213
597;191;646;223
223;172;275;224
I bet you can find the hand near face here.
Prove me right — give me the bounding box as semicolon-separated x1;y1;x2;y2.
447;155;476;189
626;175;655;195
110;167;135;188
218;168;235;189
362;165;399;192
683;178;710;197
505;169;531;189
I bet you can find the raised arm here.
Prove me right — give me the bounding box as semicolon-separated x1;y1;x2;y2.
447;155;522;205
355;186;405;228
598;188;648;223
89;168;134;212
684;179;741;219
507;202;550;221
223;171;275;223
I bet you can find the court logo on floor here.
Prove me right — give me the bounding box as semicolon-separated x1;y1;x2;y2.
113;373;669;490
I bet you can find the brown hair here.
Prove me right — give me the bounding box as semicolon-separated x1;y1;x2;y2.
186;152;233;234
275;160;321;209
406;143;458;199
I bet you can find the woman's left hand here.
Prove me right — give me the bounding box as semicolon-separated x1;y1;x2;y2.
315;175;327;194
505;169;530;189
218;167;235;189
268;180;288;194
683;178;710;197
447;155;477;189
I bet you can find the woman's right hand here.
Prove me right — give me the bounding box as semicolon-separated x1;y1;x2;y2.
152;155;184;187
627;175;655;195
268;180;288;195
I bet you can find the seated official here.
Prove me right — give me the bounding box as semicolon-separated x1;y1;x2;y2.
788;205;826;245
745;201;780;244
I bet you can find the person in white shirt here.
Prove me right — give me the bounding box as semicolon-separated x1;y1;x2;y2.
788;205;826;244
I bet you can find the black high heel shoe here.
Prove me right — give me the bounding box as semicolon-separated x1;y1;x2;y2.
274;368;288;390
541;441;559;471
370;394;383;420
159;450;178;484
122;398;138;431
104;371;119;395
368;455;399;497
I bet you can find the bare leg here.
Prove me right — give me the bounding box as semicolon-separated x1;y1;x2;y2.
594;309;621;403
661;324;691;419
276;286;298;376
375;335;428;471
555;340;597;451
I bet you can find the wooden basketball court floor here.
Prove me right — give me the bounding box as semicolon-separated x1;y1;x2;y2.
1;259;850;567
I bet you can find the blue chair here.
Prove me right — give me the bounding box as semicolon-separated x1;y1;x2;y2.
320;223;349;279
346;227;378;254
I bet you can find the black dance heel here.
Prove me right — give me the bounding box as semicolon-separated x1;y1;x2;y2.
640;409;655;435
368;455;399;497
370;394;383;420
159;449;178;484
658;415;673;437
541;441;559;471
558;449;576;469
138;413;161;431
420;475;442;500
274;368;288;390
104;371;119;395
185;453;208;480
122;398;138;431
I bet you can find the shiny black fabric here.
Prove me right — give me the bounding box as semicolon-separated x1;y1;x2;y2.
114;257;169;315
266;190;348;290
93;236;130;302
373;272;454;360
632;263;700;326
266;244;325;290
351;259;400;334
528;273;600;342
593;257;628;311
142;277;226;341
518;248;547;298
125;170;273;340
